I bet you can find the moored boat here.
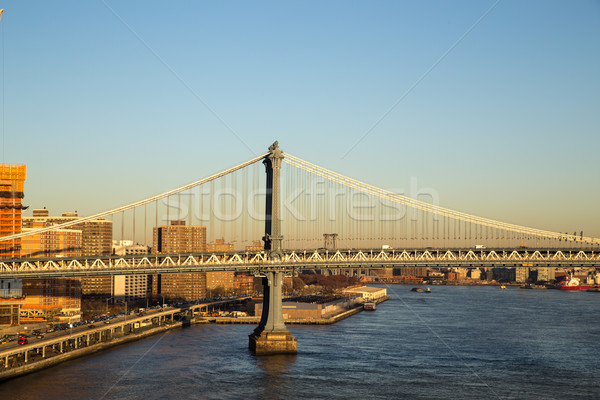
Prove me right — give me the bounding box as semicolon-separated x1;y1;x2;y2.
363;302;376;311
555;276;596;291
519;284;547;290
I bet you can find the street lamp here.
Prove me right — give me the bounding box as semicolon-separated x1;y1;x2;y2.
105;296;114;315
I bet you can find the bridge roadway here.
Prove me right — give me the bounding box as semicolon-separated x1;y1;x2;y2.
0;247;599;279
0;298;248;373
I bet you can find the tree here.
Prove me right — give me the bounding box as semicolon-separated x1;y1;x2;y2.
292;277;305;291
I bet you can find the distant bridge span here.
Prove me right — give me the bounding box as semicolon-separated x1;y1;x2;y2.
1;247;598;279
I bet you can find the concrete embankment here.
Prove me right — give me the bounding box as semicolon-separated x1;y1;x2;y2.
210;296;389;325
0;322;185;382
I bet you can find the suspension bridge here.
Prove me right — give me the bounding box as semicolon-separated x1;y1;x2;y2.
1;142;599;354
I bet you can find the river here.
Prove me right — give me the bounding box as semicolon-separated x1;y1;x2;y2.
1;285;599;399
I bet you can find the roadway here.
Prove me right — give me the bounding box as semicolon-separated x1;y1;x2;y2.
1;296;251;355
1;247;600;279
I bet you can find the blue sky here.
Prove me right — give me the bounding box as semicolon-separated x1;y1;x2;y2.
1;1;598;237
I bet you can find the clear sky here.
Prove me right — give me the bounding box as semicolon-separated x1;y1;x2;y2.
1;1;598;237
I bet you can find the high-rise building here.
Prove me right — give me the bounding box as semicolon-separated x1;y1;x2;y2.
0;165;26;325
19;209;84;322
205;238;235;294
113;274;151;302
112;240;148;256
23;210;112;257
206;270;234;294
21;214;83;258
234;273;254;295
0;164;26;258
153;221;208;300
153;220;206;254
23;210;113;296
112;240;150;302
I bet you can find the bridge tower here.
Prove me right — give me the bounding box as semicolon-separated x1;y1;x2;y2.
249;141;297;355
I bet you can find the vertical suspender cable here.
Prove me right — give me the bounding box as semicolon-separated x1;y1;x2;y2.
209;180;214;244
188;189;193;227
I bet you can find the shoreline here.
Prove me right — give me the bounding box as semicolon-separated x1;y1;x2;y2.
0;296;389;382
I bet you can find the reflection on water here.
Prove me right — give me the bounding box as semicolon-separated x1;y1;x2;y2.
255;354;297;400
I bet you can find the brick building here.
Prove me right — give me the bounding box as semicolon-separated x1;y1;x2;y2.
153;221;208;300
23;209;113;296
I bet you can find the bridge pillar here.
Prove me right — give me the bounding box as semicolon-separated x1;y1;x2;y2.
249;142;297;355
249;270;297;355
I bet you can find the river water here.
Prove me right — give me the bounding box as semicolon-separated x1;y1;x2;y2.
2;285;599;400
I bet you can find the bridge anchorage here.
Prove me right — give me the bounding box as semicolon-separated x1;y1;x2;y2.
249;141;298;355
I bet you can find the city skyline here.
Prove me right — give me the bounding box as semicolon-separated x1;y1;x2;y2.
0;1;598;236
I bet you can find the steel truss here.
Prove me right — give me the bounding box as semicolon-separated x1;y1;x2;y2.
0;248;598;279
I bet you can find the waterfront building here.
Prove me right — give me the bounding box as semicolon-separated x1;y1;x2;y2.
515;266;529;283
491;267;516;283
470;268;482;280
393;266;428;279
535;267;555;283
455;267;469;280
344;286;387;301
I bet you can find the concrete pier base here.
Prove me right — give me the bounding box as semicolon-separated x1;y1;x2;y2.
249;331;297;355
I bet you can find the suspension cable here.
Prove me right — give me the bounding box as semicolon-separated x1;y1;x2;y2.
1;153;268;241
284;153;600;245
